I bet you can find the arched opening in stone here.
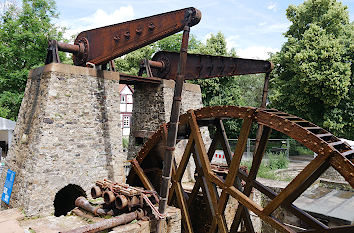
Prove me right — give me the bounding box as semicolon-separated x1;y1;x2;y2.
54;184;86;217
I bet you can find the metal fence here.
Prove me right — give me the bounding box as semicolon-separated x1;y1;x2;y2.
226;138;290;159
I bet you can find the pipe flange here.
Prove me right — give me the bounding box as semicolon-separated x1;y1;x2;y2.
151;54;170;78
73;37;89;66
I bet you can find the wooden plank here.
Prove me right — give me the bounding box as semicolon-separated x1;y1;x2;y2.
212;119;255;233
215;119;233;165
230;126;272;232
192;150;216;218
175;181;194;233
174;135;194;182
130;159;155;191
283;160;330;205
250;174;329;230
262;153;330;216
187;136;218;208
227;186;295;233
212;116;253;232
188;110;228;233
225;116;254;187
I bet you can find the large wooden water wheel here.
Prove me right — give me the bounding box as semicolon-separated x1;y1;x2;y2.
127;106;354;233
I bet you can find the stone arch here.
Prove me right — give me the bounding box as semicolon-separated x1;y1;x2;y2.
53;184;86;217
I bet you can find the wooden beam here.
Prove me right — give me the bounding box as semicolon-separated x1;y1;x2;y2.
188;110;228;233
230;126;272;231
130;159;155;191
262;153;330;216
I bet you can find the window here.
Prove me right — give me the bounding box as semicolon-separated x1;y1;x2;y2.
127;94;133;103
121;95;126;103
123;116;130;128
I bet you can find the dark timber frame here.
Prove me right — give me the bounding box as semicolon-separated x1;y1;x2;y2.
127;106;354;233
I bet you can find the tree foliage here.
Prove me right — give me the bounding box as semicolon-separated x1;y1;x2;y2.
115;33;201;75
270;0;353;139
0;0;65;120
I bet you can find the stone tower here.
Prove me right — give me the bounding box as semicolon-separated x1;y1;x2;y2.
128;80;210;182
0;63;124;216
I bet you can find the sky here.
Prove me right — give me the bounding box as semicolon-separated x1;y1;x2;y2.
3;0;354;59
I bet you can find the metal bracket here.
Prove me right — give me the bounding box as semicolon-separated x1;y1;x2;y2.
45;40;60;64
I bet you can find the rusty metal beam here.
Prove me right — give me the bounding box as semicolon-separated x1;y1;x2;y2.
55;8;201;66
119;73;162;85
148;51;273;80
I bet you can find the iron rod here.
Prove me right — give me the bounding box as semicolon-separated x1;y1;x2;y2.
61;209;145;233
157;24;191;233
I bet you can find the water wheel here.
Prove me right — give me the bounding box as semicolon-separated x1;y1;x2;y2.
127;106;354;233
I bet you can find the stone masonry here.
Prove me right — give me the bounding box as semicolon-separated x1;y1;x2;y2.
0;63;124;216
128;80;211;182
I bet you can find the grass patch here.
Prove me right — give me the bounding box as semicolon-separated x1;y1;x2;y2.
267;152;289;170
295;146;313;155
241;151;289;180
122;137;129;148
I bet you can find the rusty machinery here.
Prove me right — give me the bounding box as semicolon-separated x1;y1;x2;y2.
46;7;354;233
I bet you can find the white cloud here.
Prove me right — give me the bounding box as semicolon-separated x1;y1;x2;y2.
202;33;212;43
59;6;134;40
226;35;240;51
267;2;277;12
79;6;134;28
236;46;279;60
257;22;291;34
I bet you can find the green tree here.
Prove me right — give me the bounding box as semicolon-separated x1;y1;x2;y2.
0;0;66;120
270;0;353;139
191;32;265;138
115;33;201;75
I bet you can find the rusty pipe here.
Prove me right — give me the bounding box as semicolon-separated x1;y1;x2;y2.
103;190;116;204
57;42;84;54
90;186;102;199
115;194;129;209
75;196;109;216
61;209;146;233
129;196;141;208
148;60;165;69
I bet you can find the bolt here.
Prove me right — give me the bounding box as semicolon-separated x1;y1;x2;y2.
113;36;120;41
148;23;155;30
124;32;130;39
136;28;142;35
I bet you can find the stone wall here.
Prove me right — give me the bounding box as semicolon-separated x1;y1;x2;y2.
128;79;210;182
0;63;124;216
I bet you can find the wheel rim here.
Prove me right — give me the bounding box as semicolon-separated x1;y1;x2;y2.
127;106;354;233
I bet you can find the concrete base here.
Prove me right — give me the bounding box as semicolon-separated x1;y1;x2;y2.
0;63;125;217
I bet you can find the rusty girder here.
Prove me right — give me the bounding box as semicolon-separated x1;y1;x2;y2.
50;7;201;66
127;106;354;233
143;51;273;80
